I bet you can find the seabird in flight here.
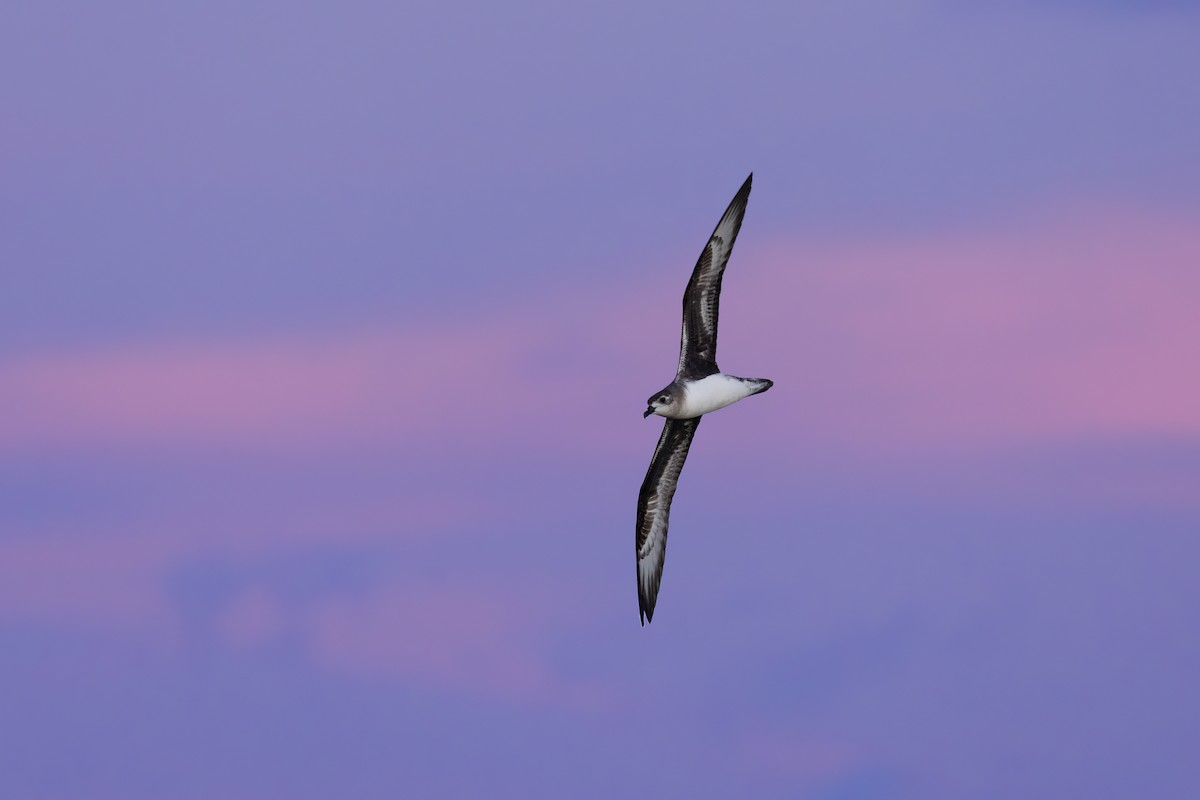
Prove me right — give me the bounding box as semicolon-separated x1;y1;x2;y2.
635;173;773;625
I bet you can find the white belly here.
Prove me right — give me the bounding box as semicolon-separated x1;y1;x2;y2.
678;374;755;418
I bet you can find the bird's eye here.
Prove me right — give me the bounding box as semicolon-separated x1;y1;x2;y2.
659;396;668;404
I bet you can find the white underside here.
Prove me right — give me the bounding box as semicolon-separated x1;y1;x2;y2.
676;373;759;418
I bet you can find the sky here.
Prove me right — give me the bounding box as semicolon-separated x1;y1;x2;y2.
3;1;1200;797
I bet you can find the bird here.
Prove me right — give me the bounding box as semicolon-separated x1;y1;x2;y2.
636;172;773;625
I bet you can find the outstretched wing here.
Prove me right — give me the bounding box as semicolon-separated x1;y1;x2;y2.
676;173;753;380
636;417;702;625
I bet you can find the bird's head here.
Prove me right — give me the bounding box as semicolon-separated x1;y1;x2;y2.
644;384;682;418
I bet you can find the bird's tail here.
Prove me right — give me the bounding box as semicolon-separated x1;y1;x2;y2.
748;378;773;396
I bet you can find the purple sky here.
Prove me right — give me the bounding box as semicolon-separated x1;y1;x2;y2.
3;2;1200;798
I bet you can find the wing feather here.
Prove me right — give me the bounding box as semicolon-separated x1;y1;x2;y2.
676;173;753;379
635;417;701;624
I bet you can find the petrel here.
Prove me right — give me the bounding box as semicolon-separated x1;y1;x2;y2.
636;173;773;625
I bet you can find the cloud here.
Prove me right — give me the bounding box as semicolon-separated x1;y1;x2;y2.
0;284;664;458
736;729;860;780
304;581;612;709
0;321;535;450
730;205;1200;455
0;532;178;633
0;484;483;635
1;204;1195;715
3;205;1196;461
0;522;607;706
214;586;286;650
0;476;610;706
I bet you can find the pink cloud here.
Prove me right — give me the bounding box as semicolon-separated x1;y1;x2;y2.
0;532;179;634
0;488;483;637
728;206;1200;455
305;582;612;709
0;321;541;450
0;291;660;456
215;587;285;650
736;729;860;781
0;205;1196;459
0;477;604;705
0;521;607;707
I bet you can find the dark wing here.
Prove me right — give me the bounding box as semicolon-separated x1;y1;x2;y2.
676;173;753;380
635;417;701;625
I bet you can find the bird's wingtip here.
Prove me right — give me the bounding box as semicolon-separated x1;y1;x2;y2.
732;173;753;205
638;591;655;626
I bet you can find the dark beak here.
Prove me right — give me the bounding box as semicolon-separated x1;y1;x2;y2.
643;407;654;418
